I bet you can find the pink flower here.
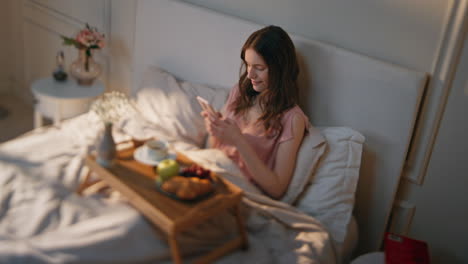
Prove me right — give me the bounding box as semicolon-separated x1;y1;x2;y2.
76;30;93;47
75;26;105;48
93;31;105;48
62;23;105;51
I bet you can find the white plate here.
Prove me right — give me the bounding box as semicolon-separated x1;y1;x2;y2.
133;145;177;166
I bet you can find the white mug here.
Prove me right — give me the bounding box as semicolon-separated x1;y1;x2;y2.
143;140;169;161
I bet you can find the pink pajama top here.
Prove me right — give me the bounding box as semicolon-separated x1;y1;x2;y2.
215;84;310;182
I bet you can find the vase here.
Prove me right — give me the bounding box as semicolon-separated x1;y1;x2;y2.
96;122;116;168
69;49;101;86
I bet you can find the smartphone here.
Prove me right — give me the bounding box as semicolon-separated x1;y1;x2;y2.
196;96;217;115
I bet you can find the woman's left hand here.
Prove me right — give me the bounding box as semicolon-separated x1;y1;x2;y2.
209;117;242;146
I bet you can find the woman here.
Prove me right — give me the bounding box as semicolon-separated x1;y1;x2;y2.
202;25;314;199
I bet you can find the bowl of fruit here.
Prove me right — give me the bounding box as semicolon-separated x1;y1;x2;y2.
155;163;215;202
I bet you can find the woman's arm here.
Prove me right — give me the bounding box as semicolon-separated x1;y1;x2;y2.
210;113;305;199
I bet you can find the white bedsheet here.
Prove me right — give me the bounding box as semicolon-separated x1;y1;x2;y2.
0;113;337;263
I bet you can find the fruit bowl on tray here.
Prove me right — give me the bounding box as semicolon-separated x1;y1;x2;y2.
155;164;216;202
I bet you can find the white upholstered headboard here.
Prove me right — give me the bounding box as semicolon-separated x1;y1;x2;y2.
132;0;428;255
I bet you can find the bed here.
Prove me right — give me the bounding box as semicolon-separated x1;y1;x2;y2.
0;0;427;263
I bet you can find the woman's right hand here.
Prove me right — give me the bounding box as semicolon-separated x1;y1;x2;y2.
201;110;221;136
201;110;221;148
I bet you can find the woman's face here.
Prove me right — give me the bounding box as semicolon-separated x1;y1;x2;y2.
245;48;269;93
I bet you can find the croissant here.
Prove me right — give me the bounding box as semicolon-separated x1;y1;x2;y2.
161;176;213;199
161;176;185;193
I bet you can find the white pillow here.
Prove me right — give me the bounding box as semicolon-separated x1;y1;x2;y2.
296;127;365;246
280;125;326;204
134;66;229;147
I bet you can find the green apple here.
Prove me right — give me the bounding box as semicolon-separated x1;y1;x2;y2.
156;159;180;182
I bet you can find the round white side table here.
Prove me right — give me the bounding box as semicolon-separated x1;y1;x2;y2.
31;77;105;128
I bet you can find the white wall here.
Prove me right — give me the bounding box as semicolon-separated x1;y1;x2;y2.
182;0;449;73
8;0;24;99
108;0;137;94
0;0;12;93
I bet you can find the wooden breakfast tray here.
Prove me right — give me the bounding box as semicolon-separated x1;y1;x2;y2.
79;146;248;264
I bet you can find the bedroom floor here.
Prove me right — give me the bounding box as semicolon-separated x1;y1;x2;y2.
0;92;35;143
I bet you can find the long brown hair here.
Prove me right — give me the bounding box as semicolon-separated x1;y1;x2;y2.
231;25;300;136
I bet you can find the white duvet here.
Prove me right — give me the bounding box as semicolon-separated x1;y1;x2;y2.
0;113;337;264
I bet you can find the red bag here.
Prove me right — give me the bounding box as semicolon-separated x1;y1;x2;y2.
384;232;430;264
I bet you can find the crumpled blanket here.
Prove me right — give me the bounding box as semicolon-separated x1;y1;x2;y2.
0;113;337;264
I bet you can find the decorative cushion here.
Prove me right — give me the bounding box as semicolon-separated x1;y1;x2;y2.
280;125;327;204
133;66;229;147
296;127;365;246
